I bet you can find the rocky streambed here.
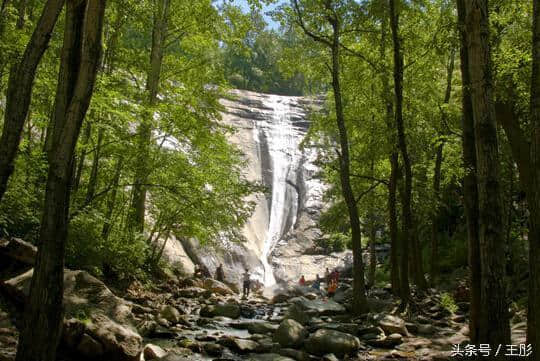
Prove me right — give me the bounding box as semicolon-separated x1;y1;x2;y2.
0;237;529;361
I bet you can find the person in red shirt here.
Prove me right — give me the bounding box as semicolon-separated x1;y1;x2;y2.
299;275;306;286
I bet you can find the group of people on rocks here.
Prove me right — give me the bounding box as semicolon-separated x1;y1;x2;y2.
194;262;341;300
298;267;340;298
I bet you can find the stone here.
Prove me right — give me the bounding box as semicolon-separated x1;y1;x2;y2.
76;333;104;358
378;315;409;336
202;278;234;296
322;354;339;361
200;303;241;319
246;353;295;361
233;320;278;335
273;319;307;348
143;344;167;360
304;329;361;357
218;336;259;354
279;348;311;361
284;303;309;325
160;305;182;324
176;287;207;298
366;333;403;348
3;269;142;361
203;342;223;356
290;296;346;316
0;237;37;265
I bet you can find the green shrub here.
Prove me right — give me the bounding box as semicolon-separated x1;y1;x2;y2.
440;292;458;313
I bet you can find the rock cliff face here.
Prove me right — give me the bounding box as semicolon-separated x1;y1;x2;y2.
160;89;352;287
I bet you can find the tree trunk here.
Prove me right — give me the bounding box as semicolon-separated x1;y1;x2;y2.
102;155;124;240
463;0;510;349
389;0;414;300
85;125;104;204
15;1;105;360
0;0;64;203
528;0;540;356
129;0;170;234
456;0;481;344
330;18;368;315
380;5;400;295
430;48;455;286
367;160;377;289
73;122;91;193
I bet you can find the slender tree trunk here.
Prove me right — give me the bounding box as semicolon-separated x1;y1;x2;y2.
129;0;170;234
528;0;540;356
85;125;104;204
431;48;455;286
389;0;414;300
15;2;105;360
367;160;377;289
73;122;91;193
102;155;124;240
329;18;368;315
456;0;481;344
0;0;64;203
380;6;400;295
464;0;510;349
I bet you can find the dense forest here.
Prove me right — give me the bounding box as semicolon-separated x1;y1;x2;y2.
0;0;539;360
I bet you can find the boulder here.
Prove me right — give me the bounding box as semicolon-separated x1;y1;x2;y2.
200;303;241;319
202;278;234;296
159;305;182;324
76;333;104;358
273;319;307;348
366;333;403;348
304;329;361;357
247;354;295;361
176;287;207;298
284;303;310;325
4;269;142;361
233;320;278;334
279;348;311;361
218;336;259;354
378;315;409;336
0;237;37;265
203;342;223;356
290;297;345;316
143;344;167;360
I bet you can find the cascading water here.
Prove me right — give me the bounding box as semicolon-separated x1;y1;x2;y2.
253;95;304;286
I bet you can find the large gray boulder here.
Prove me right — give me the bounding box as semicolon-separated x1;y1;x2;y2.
305;329;361;357
378;314;409;336
290;296;346;316
200;303;241;319
3;269;142;361
202;278;234;295
273;319;307;348
0;237;37;265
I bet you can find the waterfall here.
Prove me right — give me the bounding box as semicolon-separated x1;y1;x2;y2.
253;95;304;286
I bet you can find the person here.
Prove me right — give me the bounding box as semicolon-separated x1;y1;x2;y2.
242;268;251;299
299;275;306;286
215;263;224;282
327;278;337;298
312;274;321;291
325;267;330;284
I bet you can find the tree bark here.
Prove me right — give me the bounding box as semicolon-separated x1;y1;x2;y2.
102;155;124;240
329;17;368;315
85;125;104;204
129;0;170;234
15;1;105;360
463;0;510;349
0;0;64;203
528;0;540;356
430;48;455;286
73;121;92;193
380;5;400;295
367;160;377;289
456;0;481;344
389;0;415;300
